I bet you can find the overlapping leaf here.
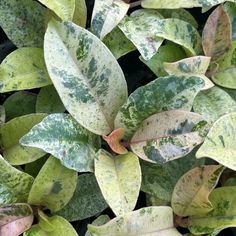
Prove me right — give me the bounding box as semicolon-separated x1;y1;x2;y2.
224;2;236;41
73;0;87;27
44;20;128;135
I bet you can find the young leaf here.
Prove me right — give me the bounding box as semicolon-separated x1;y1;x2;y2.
202;5;232;61
171;165;224;217
0;204;33;236
73;0;87;28
44;20;128;135
196;112;236;171
0;155;34;206
193;86;236;122
56;173;108;221
91;0;129;39
115;75;205;139
28;156;77;212
95;150;141;216
20;113;101;172
0;114;46;165
0;48;51;93
38;0;75;21
88;206;182;235
130;110;209;163
188;186;236;235
0;0;47;47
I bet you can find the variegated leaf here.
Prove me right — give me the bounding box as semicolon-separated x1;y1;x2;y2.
171;165;224;216
0;48;51;92
91;0;129;39
130;110;208;163
28;156;77;212
196;112;236;171
44;20;128;135
88;206;182;236
20;113;101;172
95;150;141;216
224;2;236;41
115;75;205;140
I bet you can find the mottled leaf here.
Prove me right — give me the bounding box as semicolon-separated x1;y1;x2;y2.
0;155;34;206
131;110;209;163
0;204;33;236
88;206;181;236
193;86;236;122
115;75;205;139
202;5;232;61
28;156;77;212
224;2;236;41
95;150;141;216
20;113;101;172
56;173;108;221
73;0;87;27
0;114;46;165
196;112;236;171
0;48;51;93
44;20;127;135
172;165;224;216
91;0;129;39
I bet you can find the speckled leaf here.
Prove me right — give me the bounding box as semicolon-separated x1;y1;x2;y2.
56;173;108;221
36;86;65;114
0;155;34;206
115;75;205;140
141;150;205;203
95;150;141;216
140;43;186;77
0;0;47;47
188;186;236;235
164;56;214;90
38;0;75;20
44;20;128;135
131;110;209;163
172;165;224;217
73;0;87;28
193;86;236;122
0;48;51;93
224;2;236;41
202;5;232;61
0;204;33;236
103;27;136;59
28;156;77;212
91;0;129;39
88;206;181;236
20;113;101;172
3;91;37;121
0;114;46;165
196;112;236;171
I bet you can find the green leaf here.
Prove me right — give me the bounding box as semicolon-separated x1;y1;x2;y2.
0;155;34;206
38;0;75;20
172;165;224;217
0;114;46;165
140;43;186;77
115;75;205;139
20;113;101;172
141;149;205;202
3;91;37;121
196;112;236;171
95;150;141;216
0;203;33;236
103;27;136;59
44;20;128;135
0;48;51;93
56;173;108;221
131;110;209;163
0;106;5;125
91;0;129;39
188;186;236;235
193;86;236;122
73;0;87;28
36;86;65;114
0;0;47;48
202;5;232;61
88;206;181;236
28;156;77;212
224;2;236;41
